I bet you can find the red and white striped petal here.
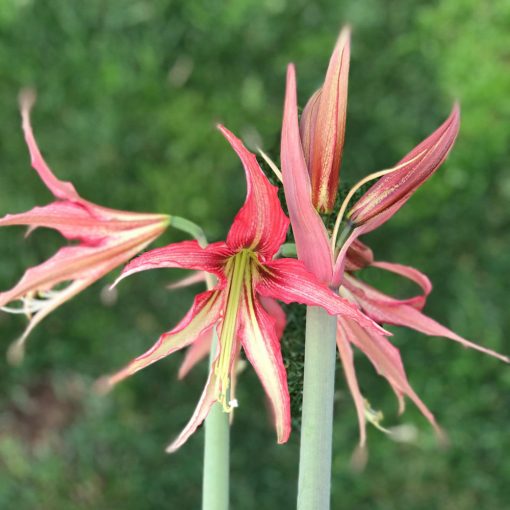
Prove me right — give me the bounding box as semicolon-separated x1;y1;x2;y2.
166;367;219;453
256;258;388;336
177;327;213;379
106;291;224;386
336;325;366;446
218;125;289;261
343;272;428;310
355;296;509;363
0;223;166;307
371;261;432;309
0;201;165;244
259;296;286;340
281;64;333;284
239;292;291;444
115;240;230;286
167;271;207;290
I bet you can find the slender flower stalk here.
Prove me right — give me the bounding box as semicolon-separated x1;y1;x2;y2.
297;307;337;510
202;330;230;510
279;27;509;510
0;91;171;362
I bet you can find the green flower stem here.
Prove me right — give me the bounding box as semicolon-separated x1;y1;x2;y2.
170;215;208;247
202;331;230;510
297;306;338;510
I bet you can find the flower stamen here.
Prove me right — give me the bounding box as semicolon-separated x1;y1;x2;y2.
215;249;251;412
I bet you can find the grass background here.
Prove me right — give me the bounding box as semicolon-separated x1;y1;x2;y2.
0;0;509;508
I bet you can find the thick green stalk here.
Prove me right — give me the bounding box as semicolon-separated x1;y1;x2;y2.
297;306;338;510
202;331;230;510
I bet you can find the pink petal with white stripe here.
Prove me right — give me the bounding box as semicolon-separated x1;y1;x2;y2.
178;327;213;379
106;291;224;387
362;298;509;363
115;240;230;286
238;292;291;443
256;258;388;336
339;317;443;438
336;326;366;446
260;296;286;340
218;125;289;261
166;367;219;453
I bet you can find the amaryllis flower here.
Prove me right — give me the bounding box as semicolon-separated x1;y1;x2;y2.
280;29;508;445
0;92;169;361
103;126;385;452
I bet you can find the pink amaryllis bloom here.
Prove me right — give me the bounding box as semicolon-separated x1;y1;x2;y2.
0;92;170;361
103;125;386;452
280;30;509;445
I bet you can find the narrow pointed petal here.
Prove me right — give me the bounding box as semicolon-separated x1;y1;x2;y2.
0;202;163;243
106;291;223;387
339;317;443;437
239;294;291;443
359;298;509;363
166;368;219;453
115;240;230;286
260;296;286;340
343;271;429;310
281;65;333;283
19;90;81;202
256;258;388;336
167;271;207;290
178;328;213;379
332;222;377;286
218;125;289;261
6;278;91;364
371;261;432;309
336;327;366;446
349;105;460;229
309;27;350;213
0;225;166;308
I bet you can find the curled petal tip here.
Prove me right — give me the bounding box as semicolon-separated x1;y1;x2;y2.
93;376;114;395
18;88;36;112
6;340;25;366
165;443;177;454
110;274;125;290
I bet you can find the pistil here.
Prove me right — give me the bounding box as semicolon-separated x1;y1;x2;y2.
215;249;251;412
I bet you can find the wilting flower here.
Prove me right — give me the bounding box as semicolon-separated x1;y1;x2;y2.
103;125;385;452
0;92;170;361
280;29;509;445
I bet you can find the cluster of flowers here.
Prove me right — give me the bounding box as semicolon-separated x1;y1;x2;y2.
1;29;507;452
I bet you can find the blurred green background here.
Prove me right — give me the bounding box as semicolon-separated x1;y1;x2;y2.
0;0;509;508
